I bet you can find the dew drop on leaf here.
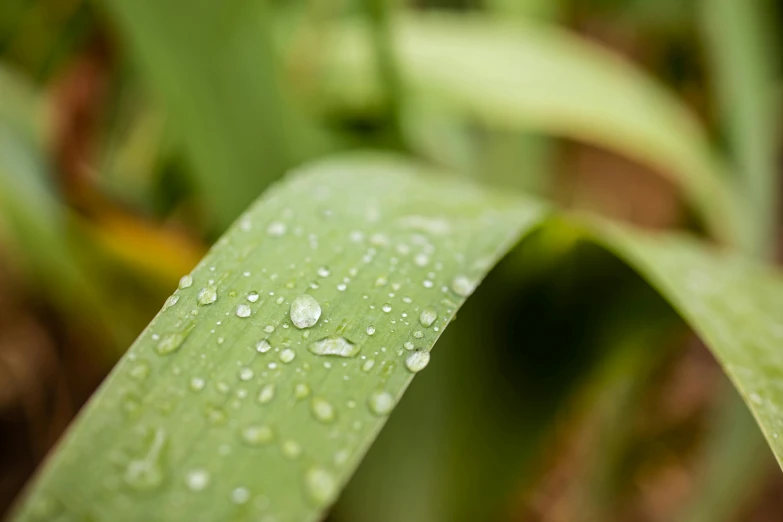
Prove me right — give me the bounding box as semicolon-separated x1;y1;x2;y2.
178;275;193;289
197;286;217;306
419;308;437;327
155;333;186;356
280;348;296;363
451;275;476;297
185;469;210;492
405;350;431;373
236;304;252;318
308;336;360;358
290;295;321;329
241;425;274;446
258;384;276;404
304;467;336;506
256;339;272;353
368;391;395;416
247;291;260;303
267;221;287;237
311;397;336;423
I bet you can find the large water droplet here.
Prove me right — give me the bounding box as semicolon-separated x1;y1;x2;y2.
304;467;336;506
155;333;186;356
256;339;272;353
309;336;360;358
311;397;335;423
185;469;210;491
419;308;437;327
198;286;217;306
241;425;274;446
163;295;180;310
179;275;193;289
368;391;395;416
405;350;430;373
290;295;321;329
247;291;260;303
451;276;476;297
236;304;252;318
280;348;296;363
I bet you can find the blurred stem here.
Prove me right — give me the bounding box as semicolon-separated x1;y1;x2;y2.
364;0;405;149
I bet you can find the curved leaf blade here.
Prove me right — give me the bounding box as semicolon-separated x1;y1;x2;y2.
13;154;783;521
12;154;547;521
320;14;749;247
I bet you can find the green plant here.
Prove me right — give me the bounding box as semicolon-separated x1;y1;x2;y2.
2;0;781;521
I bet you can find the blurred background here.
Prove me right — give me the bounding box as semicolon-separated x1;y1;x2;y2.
1;0;782;520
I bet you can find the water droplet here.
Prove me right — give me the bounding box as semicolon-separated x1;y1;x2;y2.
231;487;251;504
198;286;217;306
163;295;180;310
179;275;193;289
403;341;414;350
419;308;437;327
414;253;430;267
317;267;330;278
236;304;252;318
413;330;424;339
129;361;150;381
382;304;392;313
264;325;276;334
256;339;272;353
334;449;350;466
258;384;276;404
239;368;254;381
267;221;287;237
294;383;311;399
311;397;335;423
366;326;376;336
190;377;206;391
309;336;360;358
124;429;166;491
368;391;395;415
125;460;163;491
750;392;763;405
282;440;302;459
336;283;347;292
155;333;186;356
280;349;296;363
290;295;321;329
304;468;336;506
451;276;476;297
405;350;430;373
247;291;260;303
185;469;210;491
241;425;274;446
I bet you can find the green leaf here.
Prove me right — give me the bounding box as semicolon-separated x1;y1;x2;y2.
12;154;783;521
701;0;780;255
319;14;750;248
99;0;296;230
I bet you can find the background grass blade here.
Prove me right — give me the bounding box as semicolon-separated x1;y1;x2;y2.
99;0;297;231
11;154;547;521
701;0;780;257
320;13;750;248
